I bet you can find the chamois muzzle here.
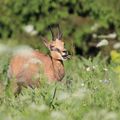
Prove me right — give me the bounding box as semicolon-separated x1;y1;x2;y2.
62;50;71;60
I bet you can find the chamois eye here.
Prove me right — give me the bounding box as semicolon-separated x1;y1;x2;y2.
50;45;55;50
55;48;61;52
51;48;61;53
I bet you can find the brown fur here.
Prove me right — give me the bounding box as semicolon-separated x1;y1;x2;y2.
8;33;69;94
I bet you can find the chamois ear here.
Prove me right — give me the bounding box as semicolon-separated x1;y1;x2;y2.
40;36;50;50
43;40;51;50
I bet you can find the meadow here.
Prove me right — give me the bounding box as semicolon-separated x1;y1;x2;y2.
0;0;120;119
0;48;120;120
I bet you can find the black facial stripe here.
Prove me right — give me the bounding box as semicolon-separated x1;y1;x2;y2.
51;48;61;53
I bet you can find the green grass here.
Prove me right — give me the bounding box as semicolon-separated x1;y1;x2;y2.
0;52;120;120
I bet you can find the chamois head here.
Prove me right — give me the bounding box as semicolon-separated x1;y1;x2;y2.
43;25;70;61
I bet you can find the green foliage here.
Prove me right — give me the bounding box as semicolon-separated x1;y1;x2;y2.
0;0;120;56
1;1;120;119
0;54;120;120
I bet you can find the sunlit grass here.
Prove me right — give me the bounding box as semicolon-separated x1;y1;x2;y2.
0;48;120;120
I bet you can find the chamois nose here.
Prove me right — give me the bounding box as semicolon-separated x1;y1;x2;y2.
62;50;71;60
62;50;68;55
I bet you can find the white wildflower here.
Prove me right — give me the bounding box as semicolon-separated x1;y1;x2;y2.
81;83;85;87
99;80;102;83
91;23;99;31
99;79;110;84
72;88;89;100
0;44;11;53
113;42;120;49
92;33;97;39
86;66;96;71
103;79;110;84
103;68;108;71
57;92;70;101
83;109;118;120
86;67;91;71
93;32;117;39
107;32;117;39
104;112;118;120
51;111;66;120
38;104;48;112
92;65;97;69
97;33;117;39
96;39;108;47
23;24;38;36
30;103;48;112
23;25;34;33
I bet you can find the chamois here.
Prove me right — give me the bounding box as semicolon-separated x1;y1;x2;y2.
7;25;70;94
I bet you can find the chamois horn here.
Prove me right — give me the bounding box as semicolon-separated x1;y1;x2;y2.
57;24;62;40
49;26;55;41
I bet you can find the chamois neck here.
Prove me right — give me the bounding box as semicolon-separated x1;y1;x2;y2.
51;57;65;81
51;57;63;64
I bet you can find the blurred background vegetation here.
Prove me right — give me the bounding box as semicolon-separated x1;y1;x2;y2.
1;1;120;119
0;0;120;57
